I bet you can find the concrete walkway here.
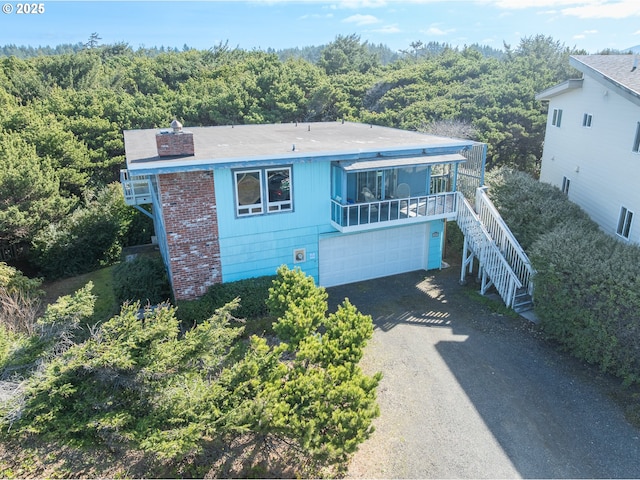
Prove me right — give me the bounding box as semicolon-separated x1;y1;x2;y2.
327;268;640;479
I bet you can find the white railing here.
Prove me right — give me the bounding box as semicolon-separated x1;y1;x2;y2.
120;169;152;206
474;187;534;297
331;191;458;231
456;192;523;308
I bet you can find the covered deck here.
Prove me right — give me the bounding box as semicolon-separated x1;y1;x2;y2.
330;153;466;232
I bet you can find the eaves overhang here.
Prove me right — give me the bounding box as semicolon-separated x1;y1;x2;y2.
568;55;640;108
535;79;583;101
125;143;474;176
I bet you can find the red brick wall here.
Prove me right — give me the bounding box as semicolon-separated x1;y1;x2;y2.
158;171;221;300
156;132;195;157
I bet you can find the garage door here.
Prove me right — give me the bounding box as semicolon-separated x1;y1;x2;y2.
319;223;430;287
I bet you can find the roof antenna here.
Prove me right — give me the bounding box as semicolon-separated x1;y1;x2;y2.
632;56;638;72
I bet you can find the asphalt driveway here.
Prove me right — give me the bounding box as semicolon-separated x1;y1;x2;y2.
327;266;640;479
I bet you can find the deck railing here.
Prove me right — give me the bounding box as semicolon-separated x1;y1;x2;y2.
474;187;534;297
330;191;458;231
456;192;523;308
120;169;152;206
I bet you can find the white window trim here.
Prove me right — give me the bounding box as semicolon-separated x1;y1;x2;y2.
616;206;633;240
234;166;293;217
552;108;563;127
582;113;592;128
266;167;293;213
632;121;640;153
235;170;264;217
561;176;570;195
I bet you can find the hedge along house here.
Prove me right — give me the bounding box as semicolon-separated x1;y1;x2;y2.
121;120;487;301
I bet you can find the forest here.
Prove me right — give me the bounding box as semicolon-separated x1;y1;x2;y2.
0;33;587;277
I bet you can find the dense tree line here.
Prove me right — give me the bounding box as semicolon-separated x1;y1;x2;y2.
0;33;583;278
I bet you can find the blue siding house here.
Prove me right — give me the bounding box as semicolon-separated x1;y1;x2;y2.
121;121;486;300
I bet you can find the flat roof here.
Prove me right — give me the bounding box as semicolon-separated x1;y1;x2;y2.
124;121;474;174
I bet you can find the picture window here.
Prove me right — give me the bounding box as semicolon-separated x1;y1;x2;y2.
234;166;292;216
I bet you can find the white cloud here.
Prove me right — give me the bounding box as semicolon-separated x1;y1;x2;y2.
481;0;640;19
329;0;388;9
342;13;381;25
371;24;401;34
422;23;455;36
561;1;640;19
634;30;640;36
480;0;587;8
299;13;334;20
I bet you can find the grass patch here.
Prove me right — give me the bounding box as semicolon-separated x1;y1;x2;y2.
462;288;521;319
42;265;118;324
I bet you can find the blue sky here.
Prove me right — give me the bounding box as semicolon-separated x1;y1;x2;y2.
1;0;639;54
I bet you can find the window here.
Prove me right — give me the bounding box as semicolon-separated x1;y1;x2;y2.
266;168;292;212
633;122;640;153
234;167;292;217
561;176;570;195
552;108;563;127
582;113;592;128
617;206;633;239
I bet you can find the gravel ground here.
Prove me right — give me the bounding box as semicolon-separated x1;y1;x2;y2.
327;265;640;479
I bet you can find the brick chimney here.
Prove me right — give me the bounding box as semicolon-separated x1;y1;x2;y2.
155;119;195;157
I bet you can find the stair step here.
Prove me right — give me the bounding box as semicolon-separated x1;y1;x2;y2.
512;293;533;313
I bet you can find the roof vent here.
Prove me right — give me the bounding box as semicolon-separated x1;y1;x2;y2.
171;119;183;132
156;120;194;157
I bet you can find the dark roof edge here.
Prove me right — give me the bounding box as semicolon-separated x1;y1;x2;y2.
569;55;640;107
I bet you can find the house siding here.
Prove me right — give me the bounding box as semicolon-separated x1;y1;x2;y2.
158;171;222;300
214;161;335;284
540;74;640;242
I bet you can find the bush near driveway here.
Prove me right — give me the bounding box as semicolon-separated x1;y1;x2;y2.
486;167;640;386
2;265;379;477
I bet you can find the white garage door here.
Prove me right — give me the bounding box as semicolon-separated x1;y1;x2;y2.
319;223;430;287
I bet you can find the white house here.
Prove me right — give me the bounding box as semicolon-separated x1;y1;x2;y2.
536;54;640;243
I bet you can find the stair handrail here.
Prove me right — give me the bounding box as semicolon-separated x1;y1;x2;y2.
456;192;523;307
474;187;535;298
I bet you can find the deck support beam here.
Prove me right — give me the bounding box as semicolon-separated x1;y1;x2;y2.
134;205;155;221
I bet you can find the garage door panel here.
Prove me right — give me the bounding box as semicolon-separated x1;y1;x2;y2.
319;224;431;287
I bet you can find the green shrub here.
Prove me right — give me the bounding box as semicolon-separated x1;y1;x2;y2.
11;301;246;460
485;167;595;249
8;266;380;473
112;254;171;306
176;275;274;324
531;225;640;385
486;167;640;385
31;184;131;279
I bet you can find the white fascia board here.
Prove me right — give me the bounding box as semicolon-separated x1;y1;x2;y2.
535;79;583;101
